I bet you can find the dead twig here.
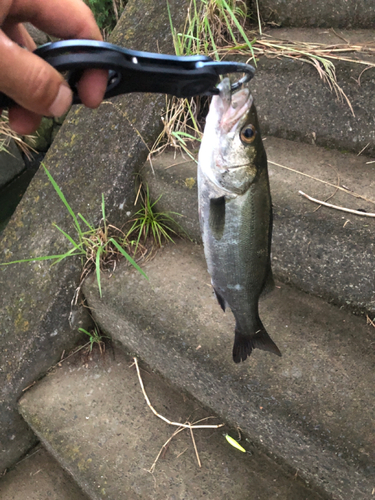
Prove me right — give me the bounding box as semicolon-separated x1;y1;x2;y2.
189;425;201;467
299;191;375;217
132;357;224;472
312;164;340;212
357;143;370;156
132;357;223;430
268;160;375;207
149;426;185;472
366;315;375;329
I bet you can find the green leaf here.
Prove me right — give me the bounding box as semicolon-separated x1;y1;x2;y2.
95;246;103;297
109;239;148;280
53;224;82;250
0;254;76;265
78;213;95;231
42;164;82;238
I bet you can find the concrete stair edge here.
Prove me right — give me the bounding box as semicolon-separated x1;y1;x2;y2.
17;347;327;500
144;137;375;318
82;241;375;500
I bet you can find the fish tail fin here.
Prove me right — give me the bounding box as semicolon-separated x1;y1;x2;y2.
233;320;282;363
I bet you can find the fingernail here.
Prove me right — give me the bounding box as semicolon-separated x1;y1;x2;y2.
48;83;73;117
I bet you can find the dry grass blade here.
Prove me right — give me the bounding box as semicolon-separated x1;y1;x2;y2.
189;425;201;467
255;0;262;35
151;0;254;160
218;37;375;116
149;95;202;163
0;110;36;159
253;38;375;64
157;1;375;156
268;160;375;207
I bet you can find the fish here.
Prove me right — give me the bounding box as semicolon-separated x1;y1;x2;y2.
197;78;281;363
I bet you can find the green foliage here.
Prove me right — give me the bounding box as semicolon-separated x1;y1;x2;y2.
0;164;148;298
79;327;108;353
168;0;255;61
157;0;255;158
84;0;125;34
126;185;188;252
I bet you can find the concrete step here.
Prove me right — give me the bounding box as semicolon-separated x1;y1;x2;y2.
144;137;375;317
18;346;325;500
0;444;88;500
82;240;375;500
249;28;375;156
257;0;375;28
0;0;191;473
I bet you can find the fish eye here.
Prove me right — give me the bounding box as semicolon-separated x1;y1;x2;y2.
240;124;256;144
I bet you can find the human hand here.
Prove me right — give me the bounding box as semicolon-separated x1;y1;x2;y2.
0;0;108;135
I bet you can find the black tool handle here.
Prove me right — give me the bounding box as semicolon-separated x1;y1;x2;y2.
0;40;255;108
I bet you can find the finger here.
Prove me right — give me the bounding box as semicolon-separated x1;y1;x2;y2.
3;1;108;108
2;20;36;50
6;0;103;40
77;69;108;108
0;31;73;118
8;105;41;135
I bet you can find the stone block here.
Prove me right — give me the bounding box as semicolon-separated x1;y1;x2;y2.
0;139;25;189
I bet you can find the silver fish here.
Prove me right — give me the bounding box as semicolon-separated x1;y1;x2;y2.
198;78;281;363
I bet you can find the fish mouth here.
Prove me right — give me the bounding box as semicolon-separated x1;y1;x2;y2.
226;163;250;170
218;79;253;134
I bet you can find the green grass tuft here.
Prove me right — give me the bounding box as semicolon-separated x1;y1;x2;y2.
0;164;148;298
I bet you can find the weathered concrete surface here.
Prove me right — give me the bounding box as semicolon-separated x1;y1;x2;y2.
143;153;201;242
250;28;375;156
83;241;375;500
145;137;375;315
258;0;375;28
19;346;326;500
25;23;50;45
0;153;42;234
0;445;89;500
0;139;25;189
0;0;190;472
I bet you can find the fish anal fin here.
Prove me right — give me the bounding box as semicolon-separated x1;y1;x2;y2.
233;321;281;363
261;264;275;297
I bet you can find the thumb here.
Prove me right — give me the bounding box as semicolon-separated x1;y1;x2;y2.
0;30;72;117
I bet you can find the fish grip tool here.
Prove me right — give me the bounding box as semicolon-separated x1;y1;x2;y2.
0;40;255;108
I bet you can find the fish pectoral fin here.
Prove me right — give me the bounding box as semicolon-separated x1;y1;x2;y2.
209;196;225;240
212;285;226;312
233;321;281;363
